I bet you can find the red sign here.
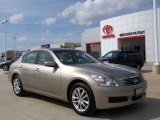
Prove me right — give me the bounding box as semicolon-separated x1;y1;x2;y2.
103;25;113;34
102;25;115;39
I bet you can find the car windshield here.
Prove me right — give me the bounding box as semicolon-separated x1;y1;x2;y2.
103;52;119;58
53;50;100;65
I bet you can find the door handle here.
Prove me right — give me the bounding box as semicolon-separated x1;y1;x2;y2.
35;68;40;72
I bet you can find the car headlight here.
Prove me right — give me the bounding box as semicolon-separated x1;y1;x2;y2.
90;73;118;87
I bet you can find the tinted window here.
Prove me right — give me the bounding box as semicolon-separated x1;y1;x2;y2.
127;52;140;58
25;52;38;64
103;52;119;58
119;52;127;58
53;50;99;64
38;51;54;65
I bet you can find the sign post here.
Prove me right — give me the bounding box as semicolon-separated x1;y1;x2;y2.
152;0;160;74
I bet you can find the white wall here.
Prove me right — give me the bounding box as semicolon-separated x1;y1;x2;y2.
100;8;160;62
81;27;100;51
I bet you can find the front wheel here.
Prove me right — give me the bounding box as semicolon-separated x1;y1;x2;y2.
70;83;96;116
12;75;25;96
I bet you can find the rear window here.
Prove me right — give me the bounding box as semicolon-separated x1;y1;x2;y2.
22;51;38;64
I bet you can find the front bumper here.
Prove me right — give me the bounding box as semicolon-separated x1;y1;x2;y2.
93;80;147;109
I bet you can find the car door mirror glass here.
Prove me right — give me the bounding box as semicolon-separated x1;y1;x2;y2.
44;61;58;68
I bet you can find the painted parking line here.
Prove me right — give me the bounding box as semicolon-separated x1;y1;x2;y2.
0;70;4;75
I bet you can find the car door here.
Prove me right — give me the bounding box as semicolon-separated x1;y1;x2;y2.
33;50;61;96
127;51;139;67
20;51;38;88
117;51;130;66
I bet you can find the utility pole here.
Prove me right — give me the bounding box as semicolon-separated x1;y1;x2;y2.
1;19;8;62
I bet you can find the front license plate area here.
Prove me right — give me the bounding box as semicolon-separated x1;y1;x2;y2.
135;88;144;96
132;88;144;101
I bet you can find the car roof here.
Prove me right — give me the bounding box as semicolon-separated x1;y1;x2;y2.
110;50;140;53
48;48;78;52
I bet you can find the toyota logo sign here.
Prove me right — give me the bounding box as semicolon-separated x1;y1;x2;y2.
102;25;115;39
103;25;113;34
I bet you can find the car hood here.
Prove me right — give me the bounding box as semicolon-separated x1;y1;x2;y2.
74;63;139;79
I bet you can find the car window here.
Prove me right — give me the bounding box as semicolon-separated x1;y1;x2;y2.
25;51;38;64
119;52;127;58
103;52;119;58
38;51;54;65
127;52;140;58
53;50;99;64
22;54;28;63
75;51;96;64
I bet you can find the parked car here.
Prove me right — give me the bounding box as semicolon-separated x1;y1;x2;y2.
101;50;145;70
0;59;14;71
8;48;147;116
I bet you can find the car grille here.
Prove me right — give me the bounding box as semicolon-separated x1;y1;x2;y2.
122;76;142;86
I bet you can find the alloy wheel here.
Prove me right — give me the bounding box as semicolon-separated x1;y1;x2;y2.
72;87;89;112
13;78;21;94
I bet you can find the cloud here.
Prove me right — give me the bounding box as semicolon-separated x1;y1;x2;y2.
17;45;28;50
9;14;24;24
17;37;28;41
59;0;150;25
36;37;46;41
44;30;51;35
41;17;56;25
0;32;3;36
55;32;74;42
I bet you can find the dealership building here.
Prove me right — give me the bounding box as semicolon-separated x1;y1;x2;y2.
81;8;160;62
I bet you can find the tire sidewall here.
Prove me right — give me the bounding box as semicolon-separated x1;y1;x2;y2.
12;75;24;96
69;83;95;116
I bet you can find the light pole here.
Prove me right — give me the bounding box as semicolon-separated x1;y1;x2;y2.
1;19;8;62
152;0;160;74
13;36;16;59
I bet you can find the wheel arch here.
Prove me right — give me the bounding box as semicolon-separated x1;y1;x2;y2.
11;73;20;84
67;79;95;102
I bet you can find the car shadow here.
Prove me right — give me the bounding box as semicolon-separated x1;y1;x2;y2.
141;70;152;73
25;93;160;119
91;97;160;120
26;92;71;108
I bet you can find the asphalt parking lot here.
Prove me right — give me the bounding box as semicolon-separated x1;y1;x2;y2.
0;63;160;120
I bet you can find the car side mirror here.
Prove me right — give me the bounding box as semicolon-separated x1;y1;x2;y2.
44;61;58;68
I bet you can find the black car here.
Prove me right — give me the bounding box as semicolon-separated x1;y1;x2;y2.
101;50;145;70
0;60;14;71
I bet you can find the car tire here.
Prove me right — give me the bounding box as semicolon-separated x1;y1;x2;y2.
136;63;142;70
12;75;25;96
70;83;96;116
2;64;9;71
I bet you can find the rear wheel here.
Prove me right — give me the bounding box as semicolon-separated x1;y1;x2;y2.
69;83;96;116
2;64;9;71
12;75;25;96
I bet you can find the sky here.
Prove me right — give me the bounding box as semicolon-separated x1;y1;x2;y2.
0;0;159;52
